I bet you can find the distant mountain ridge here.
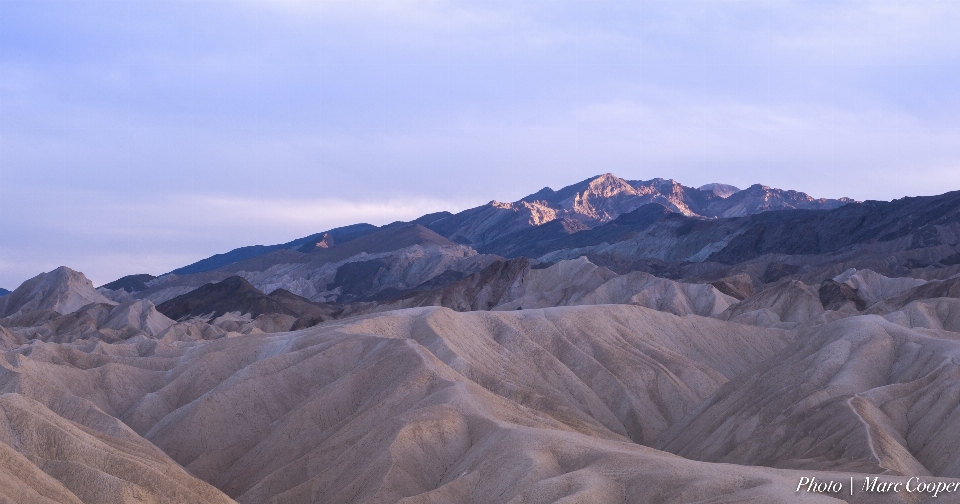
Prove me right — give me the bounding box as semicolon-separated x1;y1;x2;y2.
151;174;853;279
534;190;960;269
421;174;854;248
79;175;960;321
166;223;379;276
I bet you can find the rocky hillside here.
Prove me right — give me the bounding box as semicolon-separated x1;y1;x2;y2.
148;174;852;282
0;266;116;317
421;173;854;248
4;282;960;502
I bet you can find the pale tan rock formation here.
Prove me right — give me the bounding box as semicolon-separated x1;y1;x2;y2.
492;258;737;316
3;304;957;503
0;267;115;318
882;298;960;332
373;257;737;319
658;314;960;479
721;279;826;328
101;299;175;336
0;393;234;504
0;325;22;350
833;268;927;309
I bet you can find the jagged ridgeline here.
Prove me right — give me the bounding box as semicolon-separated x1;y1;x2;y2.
2;173;960;503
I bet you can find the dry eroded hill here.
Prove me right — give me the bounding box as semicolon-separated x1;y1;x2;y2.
3;301;960;503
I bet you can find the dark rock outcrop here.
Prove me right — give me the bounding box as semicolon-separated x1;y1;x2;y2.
818;280;866;311
156;276;338;327
100;274;156;293
157;276;295;321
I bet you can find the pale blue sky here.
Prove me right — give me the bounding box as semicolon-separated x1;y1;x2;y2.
2;0;959;287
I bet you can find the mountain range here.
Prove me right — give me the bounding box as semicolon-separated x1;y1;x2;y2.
152;173;856;281
2;173;960;504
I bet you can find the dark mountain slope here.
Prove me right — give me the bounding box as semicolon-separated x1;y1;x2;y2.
268;288;343;329
512;191;960;265
168;223;378;275
480;203;674;257
156;276;338;323
707;191;960;264
382;257;532;312
100;274;156;293
476;217;591;257
475;190;958;292
305;222;456;260
156;276;295;320
147;175;856;291
219;223;459;274
119;223;478;308
420;174;852;248
410;211;453;228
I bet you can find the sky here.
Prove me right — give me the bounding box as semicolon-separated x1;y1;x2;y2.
1;0;959;288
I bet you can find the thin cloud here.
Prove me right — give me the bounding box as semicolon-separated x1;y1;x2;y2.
768;2;960;63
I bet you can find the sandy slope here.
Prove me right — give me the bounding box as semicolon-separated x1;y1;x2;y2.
3;305;957;503
1;300;175;346
0;391;233;504
658;314;960;479
373;257;737;320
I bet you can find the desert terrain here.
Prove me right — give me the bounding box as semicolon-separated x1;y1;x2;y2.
3;175;960;503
